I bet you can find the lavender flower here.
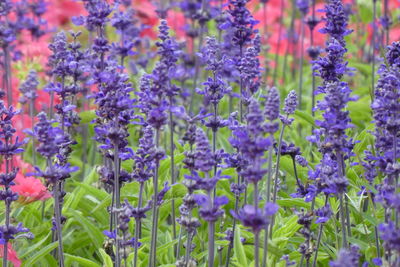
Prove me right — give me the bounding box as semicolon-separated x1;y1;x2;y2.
329;245;360;267
231;203;278;234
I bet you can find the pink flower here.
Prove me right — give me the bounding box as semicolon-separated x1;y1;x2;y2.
11;173;51;204
0;157;51;204
0;243;21;267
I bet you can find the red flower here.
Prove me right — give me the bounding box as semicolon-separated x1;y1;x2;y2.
0;156;51;205
0;243;21;267
44;0;86;27
11;173;51;204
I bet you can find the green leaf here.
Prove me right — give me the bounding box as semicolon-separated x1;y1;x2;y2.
99;248;113;267
20;232;52;258
65;254;101;267
22;242;57;267
79;110;96;124
294;110;316;127
234;227;247;266
66;209;104;248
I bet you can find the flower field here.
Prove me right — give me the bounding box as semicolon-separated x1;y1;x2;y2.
0;0;400;266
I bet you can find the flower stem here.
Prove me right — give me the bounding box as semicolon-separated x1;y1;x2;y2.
176;226;183;260
54;180;65;267
254;182;259;267
339;192;347;248
269;123;286;237
272;0;285;85
371;0;377;98
189;0;207;114
133;182;144;267
208;190;215;267
262;145;273;267
208;221;215;267
3;199;10;267
255;232;260;267
29;99;36;165
312;223;324;267
169;99;177;251
225;178;240;267
3;46;12;107
298;14;305;110
114;142;121;267
312;195;328;267
149;129;161;267
184;216;193;266
282;0;296;85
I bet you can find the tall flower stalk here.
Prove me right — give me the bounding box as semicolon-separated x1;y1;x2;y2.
269;90;298;236
176;114;204;266
261;87;281;267
130;125;157;267
31;112;78;267
0;100;30;267
309;0;355;261
272;0;285;85
305;0;320;117
370;41;400;266
19;70;39;165
296;0;309;109
230;99;278;267
137;20;180;267
187;128;228;267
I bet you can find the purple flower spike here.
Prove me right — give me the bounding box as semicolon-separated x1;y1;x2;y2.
329;245;360;267
231;202;278;234
194;194;228;222
315;204;332;224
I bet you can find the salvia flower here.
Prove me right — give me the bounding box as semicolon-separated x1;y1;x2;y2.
194;194;229;222
232;203;278;234
319;0;353;44
329;245;361;267
0;99;31;267
19;70;38;105
280;90;297;125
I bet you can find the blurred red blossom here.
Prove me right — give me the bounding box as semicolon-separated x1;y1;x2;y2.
11;173;52;204
0;243;21;267
0;156;51;204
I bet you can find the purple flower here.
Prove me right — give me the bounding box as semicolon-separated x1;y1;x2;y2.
378;221;400;253
0;223;31;244
263;87;280;122
193;128;215;173
386;41;400;68
319;0;353;44
296;0;309;15
295;155;308;167
315;204;332;224
231;203;278;233
194;194;228;222
227;0;258;47
156;182;171;206
103;230;116;240
19;70;38;104
329;245;360;267
122;199;152;221
283;90;298;115
30;163;79;186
